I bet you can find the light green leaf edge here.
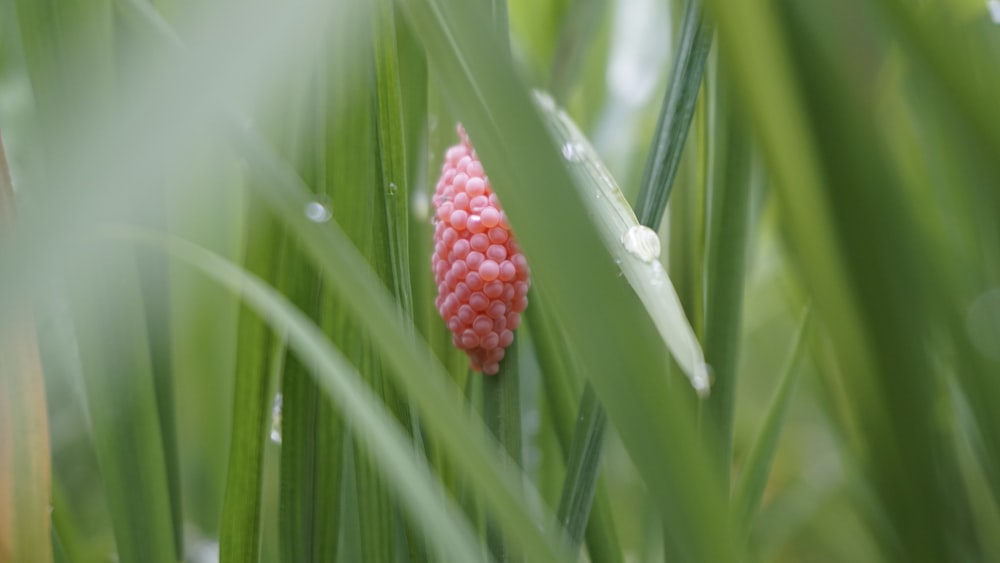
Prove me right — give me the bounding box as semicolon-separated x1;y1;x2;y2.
534;92;710;396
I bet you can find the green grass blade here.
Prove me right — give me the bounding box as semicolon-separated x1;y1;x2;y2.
133;201;185;561
633;0;713;231
374;0;416;322
699;69;753;481
526;294;623;563
732;308;810;533
0;133;52;563
67;245;178;563
220;203;283;563
139;232;486;562
555;385;606;548
396;1;733;560
483;339;523;562
278;243;344;563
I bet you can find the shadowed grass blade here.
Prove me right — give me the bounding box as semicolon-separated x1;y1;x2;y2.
700;67;753;482
525;293;623;563
555;385;606;546
633;0;713;230
732;308;810;533
483;339;523;563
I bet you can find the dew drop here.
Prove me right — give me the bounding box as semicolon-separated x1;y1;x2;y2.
304;199;331;223
561;141;585;162
270;393;283;444
388;182;399;196
692;362;712;398
621;225;661;263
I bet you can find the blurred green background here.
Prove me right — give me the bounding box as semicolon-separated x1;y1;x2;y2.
2;0;1000;561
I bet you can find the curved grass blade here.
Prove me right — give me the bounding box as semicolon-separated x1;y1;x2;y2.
732;308;810;534
0;132;53;563
633;0;713;231
136;232;486;562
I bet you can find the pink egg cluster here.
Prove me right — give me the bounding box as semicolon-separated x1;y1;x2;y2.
432;125;530;375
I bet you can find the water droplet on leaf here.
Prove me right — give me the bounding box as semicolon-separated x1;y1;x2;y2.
304;199;331;223
621;225;661;263
270;393;283;444
561;141;585;162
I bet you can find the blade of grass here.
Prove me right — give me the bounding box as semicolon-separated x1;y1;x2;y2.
362;1;424;558
0;131;53;563
66;243;178;563
555;385;606;547
699;66;753;484
525;292;623;563
278;240;343;563
633;0;713;231
220;199;283;563
136;232;487;562
483;338;523;563
397;1;734;560
133;193;185;562
732;307;810;533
